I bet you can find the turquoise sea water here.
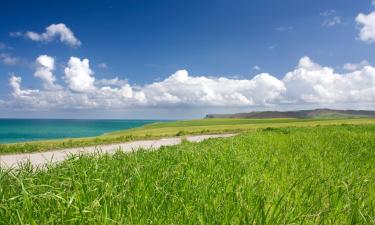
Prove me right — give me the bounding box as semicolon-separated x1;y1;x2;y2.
0;119;159;144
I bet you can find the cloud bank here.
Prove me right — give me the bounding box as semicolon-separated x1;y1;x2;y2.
3;55;375;112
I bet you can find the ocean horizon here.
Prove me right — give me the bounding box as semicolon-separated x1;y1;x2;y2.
0;119;162;144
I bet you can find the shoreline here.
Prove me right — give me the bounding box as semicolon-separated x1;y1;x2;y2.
0;118;163;144
2;117;375;155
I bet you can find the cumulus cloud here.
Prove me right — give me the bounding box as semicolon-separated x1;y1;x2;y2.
8;75;92;109
34;55;61;90
23;23;81;47
283;57;375;104
64;57;95;92
9;75;39;99
3;55;375;111
139;70;285;106
356;11;375;43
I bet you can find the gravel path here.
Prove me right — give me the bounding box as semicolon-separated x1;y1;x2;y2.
0;134;235;169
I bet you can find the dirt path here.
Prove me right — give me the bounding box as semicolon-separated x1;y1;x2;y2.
0;134;235;169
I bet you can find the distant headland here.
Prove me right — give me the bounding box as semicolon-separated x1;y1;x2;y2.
205;108;375;119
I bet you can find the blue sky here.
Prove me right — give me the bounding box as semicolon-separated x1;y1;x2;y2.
1;0;375;119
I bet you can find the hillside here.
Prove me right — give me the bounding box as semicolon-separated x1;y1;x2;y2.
205;108;375;119
1;125;374;224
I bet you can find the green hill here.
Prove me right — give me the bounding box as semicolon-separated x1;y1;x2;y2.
206;108;375;119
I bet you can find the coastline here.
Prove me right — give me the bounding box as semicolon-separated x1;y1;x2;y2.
1;117;375;155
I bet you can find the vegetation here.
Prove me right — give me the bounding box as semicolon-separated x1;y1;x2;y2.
1;125;374;224
2;118;375;154
205;108;375;119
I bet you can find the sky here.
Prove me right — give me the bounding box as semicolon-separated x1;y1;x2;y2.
1;0;375;119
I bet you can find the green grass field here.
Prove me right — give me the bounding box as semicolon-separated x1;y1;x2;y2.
1;124;374;224
2;117;375;154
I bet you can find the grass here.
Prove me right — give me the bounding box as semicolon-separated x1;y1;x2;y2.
0;124;374;224
2;117;375;154
105;117;375;137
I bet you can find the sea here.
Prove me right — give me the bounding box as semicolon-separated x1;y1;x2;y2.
0;119;160;144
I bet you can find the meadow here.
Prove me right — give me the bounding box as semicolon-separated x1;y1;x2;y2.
2;117;375;154
0;124;374;224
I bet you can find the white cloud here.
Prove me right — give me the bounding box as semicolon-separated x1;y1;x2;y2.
322;16;341;27
268;45;276;50
0;53;20;66
9;75;39;99
64;57;96;92
320;10;341;27
34;55;61;90
275;26;293;32
283;56;375;104
8;75;92;109
139;70;285;106
356;11;375;43
343;60;369;71
98;63;107;69
320;10;335;17
253;65;261;71
3;56;375;111
9;32;22;37
24;23;81;47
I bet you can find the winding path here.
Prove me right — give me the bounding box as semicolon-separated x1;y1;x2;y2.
0;134;235;169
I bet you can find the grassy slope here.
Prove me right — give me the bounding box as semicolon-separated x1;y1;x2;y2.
1;125;374;224
105;118;375;136
309;112;371;119
2;118;375;154
206;109;375;119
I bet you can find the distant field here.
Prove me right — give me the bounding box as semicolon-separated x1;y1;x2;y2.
1;125;374;224
105;118;375;137
1;118;375;154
